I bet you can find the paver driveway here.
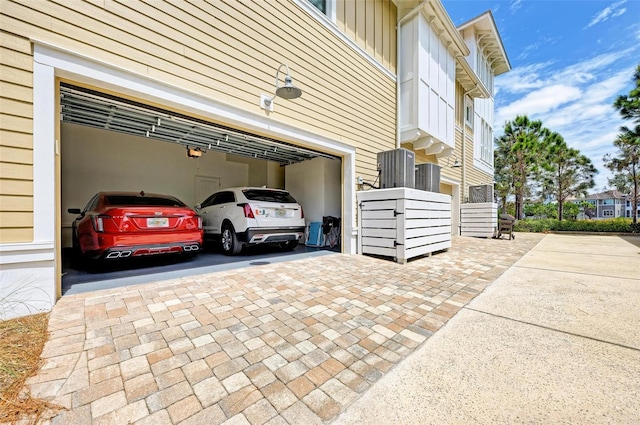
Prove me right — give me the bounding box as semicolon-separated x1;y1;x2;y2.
28;234;543;424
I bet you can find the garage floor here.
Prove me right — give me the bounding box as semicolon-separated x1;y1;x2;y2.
62;244;338;296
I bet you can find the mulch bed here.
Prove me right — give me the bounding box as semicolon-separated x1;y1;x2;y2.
0;313;61;425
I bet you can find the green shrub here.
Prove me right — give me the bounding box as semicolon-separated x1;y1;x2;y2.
514;218;636;233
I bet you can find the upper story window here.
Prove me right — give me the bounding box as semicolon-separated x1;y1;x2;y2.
476;48;494;95
480;118;492;164
306;0;336;22
309;0;326;14
465;98;474;128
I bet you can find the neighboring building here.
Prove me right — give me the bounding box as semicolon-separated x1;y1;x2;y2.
570;190;627;219
624;196;640;218
0;0;509;317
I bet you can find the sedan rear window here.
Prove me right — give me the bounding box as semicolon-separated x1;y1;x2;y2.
105;195;185;207
243;189;297;203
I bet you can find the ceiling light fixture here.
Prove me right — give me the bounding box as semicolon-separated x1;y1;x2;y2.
186;147;203;158
260;63;302;112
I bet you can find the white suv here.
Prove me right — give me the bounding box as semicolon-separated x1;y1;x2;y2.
196;187;305;255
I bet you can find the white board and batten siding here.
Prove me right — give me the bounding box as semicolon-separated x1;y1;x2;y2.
460;202;497;238
357;188;451;263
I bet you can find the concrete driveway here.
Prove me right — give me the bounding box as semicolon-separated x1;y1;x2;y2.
334;234;640;424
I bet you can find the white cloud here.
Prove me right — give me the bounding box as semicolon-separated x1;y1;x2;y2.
494;62;552;95
509;0;523;13
493;57;636;190
516;42;540;61
585;0;627;29
495;84;581;125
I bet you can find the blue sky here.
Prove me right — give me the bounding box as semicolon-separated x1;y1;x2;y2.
443;0;640;192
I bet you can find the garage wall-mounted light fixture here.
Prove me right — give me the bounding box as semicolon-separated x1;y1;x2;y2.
260;63;302;112
186;147;203;158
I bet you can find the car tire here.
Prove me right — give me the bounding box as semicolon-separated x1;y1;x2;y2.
70;228;83;267
279;240;299;251
221;223;242;255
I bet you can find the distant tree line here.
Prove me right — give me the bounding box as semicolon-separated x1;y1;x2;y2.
494;115;596;221
494;64;640;225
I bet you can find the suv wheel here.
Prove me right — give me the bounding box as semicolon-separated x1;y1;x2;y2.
221;223;242;255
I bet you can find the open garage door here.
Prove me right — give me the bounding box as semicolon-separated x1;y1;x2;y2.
59;84;343;293
60;84;338;165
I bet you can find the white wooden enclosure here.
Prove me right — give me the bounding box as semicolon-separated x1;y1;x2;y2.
357;188;452;263
460;202;498;238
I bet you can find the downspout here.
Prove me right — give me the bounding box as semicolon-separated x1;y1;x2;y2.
461;90;468;204
459;89;469;236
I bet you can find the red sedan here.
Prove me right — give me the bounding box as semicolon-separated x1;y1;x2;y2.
68;191;203;260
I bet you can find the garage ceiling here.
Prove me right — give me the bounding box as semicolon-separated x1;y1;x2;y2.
59;84;338;165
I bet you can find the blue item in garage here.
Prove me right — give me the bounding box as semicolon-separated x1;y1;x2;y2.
306;222;323;247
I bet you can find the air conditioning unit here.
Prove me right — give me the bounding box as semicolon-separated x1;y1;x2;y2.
415;163;441;193
377;148;415;189
468;184;494;203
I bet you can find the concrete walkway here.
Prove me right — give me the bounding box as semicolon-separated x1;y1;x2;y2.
334;234;640;424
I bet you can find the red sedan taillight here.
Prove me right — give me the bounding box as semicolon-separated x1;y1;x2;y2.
91;214;107;232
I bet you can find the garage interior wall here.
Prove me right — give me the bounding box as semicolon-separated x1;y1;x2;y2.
60;123;288;247
285;158;342;225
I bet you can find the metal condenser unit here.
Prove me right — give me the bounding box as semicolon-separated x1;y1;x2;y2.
377;148;415;189
415;163;441;192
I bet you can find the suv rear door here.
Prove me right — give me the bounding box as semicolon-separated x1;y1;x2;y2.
242;189;302;228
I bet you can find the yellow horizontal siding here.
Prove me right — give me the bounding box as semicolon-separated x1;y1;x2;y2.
0;227;33;242
0;194;33;211
0;146;32;164
0;29;32;53
0;211;33;227
0;112;32;134
0;178;33;196
5;0;395;154
0;46;33;72
0;64;32;87
1;11;150;75
0;162;32;180
0;81;32;104
0;129;32;149
0;97;33;119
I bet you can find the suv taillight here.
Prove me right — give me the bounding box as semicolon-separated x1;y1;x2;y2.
241;203;255;218
300;206;304;219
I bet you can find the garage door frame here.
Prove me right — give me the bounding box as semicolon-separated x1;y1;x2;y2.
31;41;357;300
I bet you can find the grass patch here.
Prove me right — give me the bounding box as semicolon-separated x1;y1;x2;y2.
0;313;61;424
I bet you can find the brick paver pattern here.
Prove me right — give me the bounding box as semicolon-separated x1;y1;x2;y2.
28;234;543;424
